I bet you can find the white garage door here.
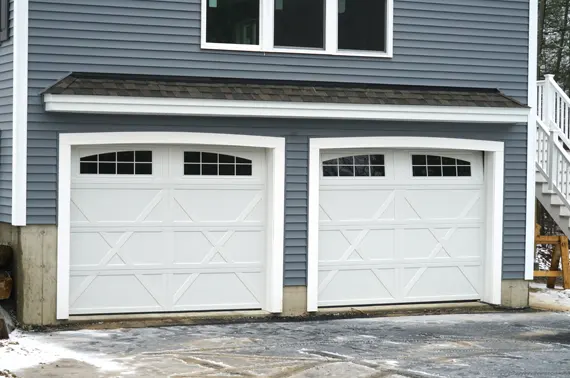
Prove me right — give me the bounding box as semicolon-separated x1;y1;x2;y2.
69;145;266;315
318;149;484;307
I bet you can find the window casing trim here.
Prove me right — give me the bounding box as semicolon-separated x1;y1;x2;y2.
200;0;394;58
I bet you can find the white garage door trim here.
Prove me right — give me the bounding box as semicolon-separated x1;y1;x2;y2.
57;132;286;320
307;137;504;311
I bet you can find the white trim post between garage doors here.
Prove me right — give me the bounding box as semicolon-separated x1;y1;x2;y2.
307;137;505;311
56;132;286;320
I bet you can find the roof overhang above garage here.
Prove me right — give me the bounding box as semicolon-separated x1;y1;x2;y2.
43;73;530;124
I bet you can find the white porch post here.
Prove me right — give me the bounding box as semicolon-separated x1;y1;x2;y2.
544;74;557;190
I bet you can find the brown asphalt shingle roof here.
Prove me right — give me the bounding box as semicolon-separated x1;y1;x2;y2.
43;73;526;108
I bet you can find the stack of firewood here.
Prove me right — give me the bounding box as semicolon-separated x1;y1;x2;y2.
0;244;12;300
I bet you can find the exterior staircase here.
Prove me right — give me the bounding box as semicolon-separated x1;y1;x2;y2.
535;75;570;237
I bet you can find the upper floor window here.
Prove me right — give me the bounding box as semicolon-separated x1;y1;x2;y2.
201;0;393;58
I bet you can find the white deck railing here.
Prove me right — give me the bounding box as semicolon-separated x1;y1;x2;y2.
536;75;570;209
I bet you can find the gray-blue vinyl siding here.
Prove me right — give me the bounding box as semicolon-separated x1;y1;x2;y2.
25;0;530;281
26;117;526;283
0;0;13;223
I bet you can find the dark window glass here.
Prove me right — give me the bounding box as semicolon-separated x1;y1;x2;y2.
412;166;427;177
184;152;201;163
206;0;259;45
339;156;354;165
322;154;385;177
117;151;134;162
80;155;97;162
99;163;116;174
427;166;442;177
323;166;338;176
219;164;236;175
370;155;384;165
99;152;116;162
443;166;457;177
411;155;426;165
458;166;472;177
202;164;218;175
202;152;218;163
412;155;471;178
184;164;200;176
80;151;152;175
371;166;385;177
355;166;370;176
442;157;456;165
117;163;135;175
184;152;252;176
236;164;253;176
80;162;97;174
135;151;152;162
338;0;386;51
219;154;236;163
427;155;442;165
135;163;152;175
354;155;369;165
339;166;354;176
274;0;325;49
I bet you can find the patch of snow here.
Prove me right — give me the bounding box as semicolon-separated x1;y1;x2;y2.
530;282;570;311
0;330;126;372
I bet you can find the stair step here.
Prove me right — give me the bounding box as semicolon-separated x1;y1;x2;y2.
536;175;547;183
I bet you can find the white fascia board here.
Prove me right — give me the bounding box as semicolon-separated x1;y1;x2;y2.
12;0;29;226
44;94;530;124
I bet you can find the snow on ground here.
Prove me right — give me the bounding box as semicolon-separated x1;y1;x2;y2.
0;330;126;373
530;282;570;312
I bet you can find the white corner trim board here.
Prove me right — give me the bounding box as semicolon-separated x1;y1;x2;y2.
525;0;539;280
306;137;505;312
43;95;530;124
56;132;286;320
12;0;29;226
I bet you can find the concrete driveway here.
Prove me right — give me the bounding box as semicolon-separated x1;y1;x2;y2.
2;312;570;377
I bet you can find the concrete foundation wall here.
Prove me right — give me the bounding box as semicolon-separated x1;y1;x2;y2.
501;280;530;308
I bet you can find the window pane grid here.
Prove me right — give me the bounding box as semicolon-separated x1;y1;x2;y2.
412;155;471;177
80;151;152;175
323;154;385;177
184;152;253;176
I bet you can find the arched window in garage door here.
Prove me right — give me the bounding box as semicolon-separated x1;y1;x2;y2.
183;151;253;176
79;151;153;175
411;155;472;177
322;154;385;177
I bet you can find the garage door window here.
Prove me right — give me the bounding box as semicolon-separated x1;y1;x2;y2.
322;154;385;177
184;151;253;176
411;155;471;177
80;151;153;175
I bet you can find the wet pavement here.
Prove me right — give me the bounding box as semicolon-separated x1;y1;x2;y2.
2;312;570;377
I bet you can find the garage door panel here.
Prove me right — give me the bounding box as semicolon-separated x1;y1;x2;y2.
172;189;263;222
401;189;482;220
320;189;396;221
318;269;396;306
72;189;166;223
402;266;480;300
70;274;164;315
69;146;267;315
318;149;484;307
173;272;262;311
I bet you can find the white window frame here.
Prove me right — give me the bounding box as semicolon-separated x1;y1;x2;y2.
200;0;394;58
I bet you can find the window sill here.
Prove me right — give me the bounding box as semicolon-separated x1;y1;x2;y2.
201;42;393;59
